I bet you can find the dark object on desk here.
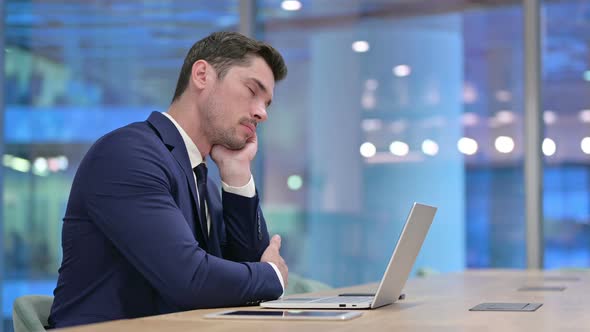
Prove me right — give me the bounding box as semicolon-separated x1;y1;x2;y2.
518;286;566;292
543;276;580;282
469;303;543;312
339;293;406;300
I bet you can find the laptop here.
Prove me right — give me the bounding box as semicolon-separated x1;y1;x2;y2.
260;202;437;309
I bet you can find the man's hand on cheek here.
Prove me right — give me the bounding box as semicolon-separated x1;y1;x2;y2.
210;135;258;187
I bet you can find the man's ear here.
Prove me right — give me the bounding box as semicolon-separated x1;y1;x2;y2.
191;60;209;90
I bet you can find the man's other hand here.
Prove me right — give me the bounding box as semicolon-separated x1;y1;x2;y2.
260;234;288;288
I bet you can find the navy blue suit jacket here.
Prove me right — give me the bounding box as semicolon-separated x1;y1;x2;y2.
48;112;282;328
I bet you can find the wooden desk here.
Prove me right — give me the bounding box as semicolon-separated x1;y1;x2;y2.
56;269;590;331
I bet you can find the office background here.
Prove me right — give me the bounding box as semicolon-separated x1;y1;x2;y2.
1;0;589;330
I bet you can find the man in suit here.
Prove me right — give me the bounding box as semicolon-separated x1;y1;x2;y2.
48;31;288;328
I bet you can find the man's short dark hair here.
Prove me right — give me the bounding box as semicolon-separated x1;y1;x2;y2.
172;31;288;103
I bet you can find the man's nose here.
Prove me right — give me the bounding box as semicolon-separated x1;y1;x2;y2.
253;104;268;122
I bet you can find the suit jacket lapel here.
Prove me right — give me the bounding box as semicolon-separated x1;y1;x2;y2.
146;111;209;248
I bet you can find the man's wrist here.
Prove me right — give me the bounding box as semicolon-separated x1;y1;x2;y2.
218;163;251;186
222;175;256;198
267;262;285;298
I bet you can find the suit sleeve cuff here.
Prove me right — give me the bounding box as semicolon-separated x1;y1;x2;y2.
267;262;285;298
221;175;256;198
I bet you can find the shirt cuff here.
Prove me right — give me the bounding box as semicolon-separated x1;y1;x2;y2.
267;262;285;298
221;175;256;198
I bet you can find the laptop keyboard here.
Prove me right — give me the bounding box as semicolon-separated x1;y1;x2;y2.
314;296;374;303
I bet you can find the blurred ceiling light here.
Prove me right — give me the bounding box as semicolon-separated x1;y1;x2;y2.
33;157;49;176
457;137;478;155
488;117;500;128
421;139;439;156
287;174;303;191
352;40;370;53
361;119;382;132
389;120;407;133
496;110;515;124
57;156;69;171
48;158;60;172
10;157;31;173
495;90;512;102
392;65;411;77
389;141;409;156
581;137;590;154
579;109;590;123
544;110;557;124
33;157;48;173
281;0;302;11
3;154;14;167
584;70;590;82
361;92;376;110
494;136;515;154
463;83;478;104
365;79;378;91
542;138;556;156
360;142;377;158
462;112;479;126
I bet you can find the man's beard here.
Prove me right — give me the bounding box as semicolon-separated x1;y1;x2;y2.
202;96;247;150
214;126;245;150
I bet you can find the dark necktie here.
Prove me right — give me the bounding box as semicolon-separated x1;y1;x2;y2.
193;163;209;235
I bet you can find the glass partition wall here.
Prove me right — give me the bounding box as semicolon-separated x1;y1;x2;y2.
257;1;526;284
541;0;590;268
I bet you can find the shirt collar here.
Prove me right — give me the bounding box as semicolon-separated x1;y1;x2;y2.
161;112;203;169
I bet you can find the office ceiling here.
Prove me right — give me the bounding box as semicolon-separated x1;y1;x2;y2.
6;0;588;97
4;0;590;115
